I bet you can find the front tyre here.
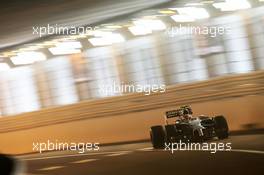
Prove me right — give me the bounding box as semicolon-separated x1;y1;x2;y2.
150;126;166;149
214;115;229;139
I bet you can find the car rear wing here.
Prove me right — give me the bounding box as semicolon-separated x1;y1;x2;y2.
165;109;183;119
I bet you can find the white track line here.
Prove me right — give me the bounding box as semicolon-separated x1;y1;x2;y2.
22;151;131;161
137;147;154;151
230;149;264;155
38;166;64;171
105;151;133;157
71;159;98;164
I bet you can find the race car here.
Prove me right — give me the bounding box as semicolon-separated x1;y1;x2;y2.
150;105;229;148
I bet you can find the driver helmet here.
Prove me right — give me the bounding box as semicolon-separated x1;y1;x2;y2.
180;105;193;115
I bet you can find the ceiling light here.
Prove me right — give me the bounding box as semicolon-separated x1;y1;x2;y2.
10;52;46;65
88;38;112;46
133;19;166;31
213;0;251;11
128;26;152;36
128;19;166;36
88;33;125;46
105;25;123;29
171;15;195;22
169;7;210;20
49;48;81;55
48;41;82;55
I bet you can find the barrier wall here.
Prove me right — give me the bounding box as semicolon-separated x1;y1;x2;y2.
0;71;264;155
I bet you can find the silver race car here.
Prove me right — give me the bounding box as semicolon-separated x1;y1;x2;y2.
150;105;229;148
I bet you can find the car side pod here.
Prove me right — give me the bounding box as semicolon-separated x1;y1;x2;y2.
0;154;25;175
150;125;166;149
214;115;229;139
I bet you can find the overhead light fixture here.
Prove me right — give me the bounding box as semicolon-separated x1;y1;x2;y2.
133;19;166;31
88;38;112;46
171;15;195;22
49;48;81;55
0;63;10;71
128;25;152;36
10;51;46;65
49;41;82;55
88;33;125;46
128;19;166;36
105;25;123;29
169;7;210;20
213;0;251;11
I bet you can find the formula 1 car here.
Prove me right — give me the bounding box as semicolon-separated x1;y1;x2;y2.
150;106;229;148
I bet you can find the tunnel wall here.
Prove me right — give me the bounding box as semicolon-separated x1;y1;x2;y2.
0;72;264;155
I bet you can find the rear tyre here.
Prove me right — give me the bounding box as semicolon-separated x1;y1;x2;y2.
214;115;229;139
150;126;165;149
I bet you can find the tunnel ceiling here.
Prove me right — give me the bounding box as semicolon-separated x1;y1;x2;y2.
0;0;171;50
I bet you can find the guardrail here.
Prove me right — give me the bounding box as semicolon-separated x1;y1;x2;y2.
0;70;263;133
